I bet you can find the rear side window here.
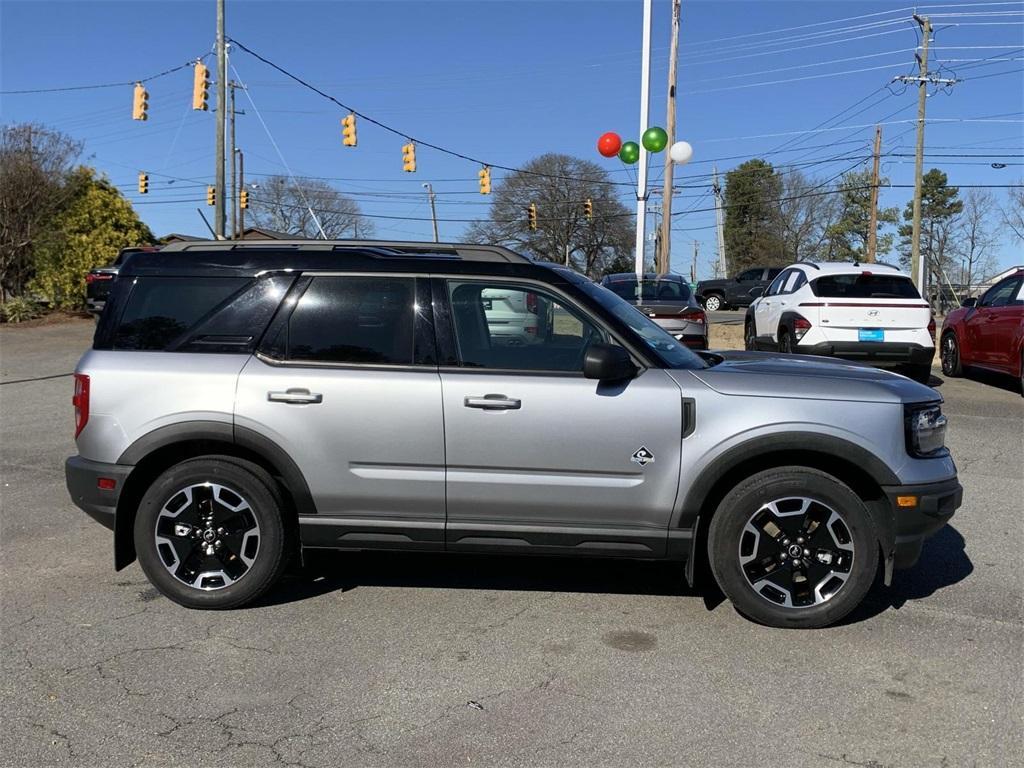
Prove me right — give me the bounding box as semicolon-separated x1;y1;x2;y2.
113;277;249;350
269;276;415;365
811;274;920;299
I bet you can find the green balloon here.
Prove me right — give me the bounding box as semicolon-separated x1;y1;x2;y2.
642;126;668;153
618;141;640;164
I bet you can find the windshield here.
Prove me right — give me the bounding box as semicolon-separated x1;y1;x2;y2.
811;273;920;299
570;276;706;369
606;278;692;302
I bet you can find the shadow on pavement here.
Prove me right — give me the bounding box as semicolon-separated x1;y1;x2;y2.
960;367;1023;396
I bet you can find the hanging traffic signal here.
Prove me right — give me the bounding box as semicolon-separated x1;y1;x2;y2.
478;166;491;195
342;113;357;147
584;198;593;221
132;82;149;121
402;142;417;172
192;62;210;111
528;202;538;231
206;185;216;206
137;173;149;194
239;189;249;210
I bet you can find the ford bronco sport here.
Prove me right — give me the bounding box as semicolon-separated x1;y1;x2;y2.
66;241;962;628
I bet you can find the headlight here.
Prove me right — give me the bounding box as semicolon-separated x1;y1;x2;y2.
905;403;948;457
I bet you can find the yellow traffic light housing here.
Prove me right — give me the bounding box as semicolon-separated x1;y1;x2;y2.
528;202;537;231
342;113;357;147
192;62;210;111
402;142;417;172
584;198;593;221
239;189;249;210
478;166;491;195
206;185;216;206
138;173;149;194
132;82;149;121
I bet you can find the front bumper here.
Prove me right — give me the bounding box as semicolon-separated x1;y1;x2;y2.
797;341;934;366
884;476;963;570
65;456;133;531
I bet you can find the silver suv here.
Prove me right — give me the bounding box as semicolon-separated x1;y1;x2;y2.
66;241;962;629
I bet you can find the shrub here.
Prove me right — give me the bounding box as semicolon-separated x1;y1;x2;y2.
0;297;42;323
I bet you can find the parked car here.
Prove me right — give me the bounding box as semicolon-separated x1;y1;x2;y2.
480;286;541;345
66;240;961;629
940;267;1024;392
600;272;708;349
744;261;935;384
696;266;782;312
85;246;161;318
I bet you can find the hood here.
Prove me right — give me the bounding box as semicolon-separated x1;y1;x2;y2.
676;350;938;404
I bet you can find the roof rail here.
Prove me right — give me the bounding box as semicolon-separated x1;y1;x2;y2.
798;261;821;270
156;239;532;263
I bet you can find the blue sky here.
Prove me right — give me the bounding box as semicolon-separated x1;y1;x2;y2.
2;0;1022;278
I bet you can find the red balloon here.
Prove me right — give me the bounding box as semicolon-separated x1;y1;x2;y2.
597;132;622;158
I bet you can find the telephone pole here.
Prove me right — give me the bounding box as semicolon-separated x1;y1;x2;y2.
229;81;237;239
237;149;245;238
214;0;226;239
866;124;882;263
658;0;681;276
691;240;699;283
712;166;727;278
422;183;439;242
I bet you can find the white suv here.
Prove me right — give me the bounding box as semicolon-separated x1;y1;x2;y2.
744;262;935;383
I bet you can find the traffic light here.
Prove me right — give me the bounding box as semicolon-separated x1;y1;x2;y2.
132;82;149;121
138;173;149;194
528;202;537;231
192;62;210;111
478;166;491;195
239;189;249;210
206;185;216;206
584;198;593;221
341;113;357;147
402;142;417;172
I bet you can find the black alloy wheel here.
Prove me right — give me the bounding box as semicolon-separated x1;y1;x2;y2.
941;332;962;377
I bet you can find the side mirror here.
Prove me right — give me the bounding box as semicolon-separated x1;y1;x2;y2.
961;297;977;308
750;287;765;298
583;343;637;382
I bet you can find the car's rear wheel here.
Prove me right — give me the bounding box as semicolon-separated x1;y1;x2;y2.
941;332;962;377
778;329;793;354
905;363;933;385
708;467;878;629
135;458;287;609
703;294;723;312
744;322;756;351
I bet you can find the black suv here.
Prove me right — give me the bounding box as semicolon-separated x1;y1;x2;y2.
696;267;782;312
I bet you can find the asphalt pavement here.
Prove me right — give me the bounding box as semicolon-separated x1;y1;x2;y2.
2;319;1022;768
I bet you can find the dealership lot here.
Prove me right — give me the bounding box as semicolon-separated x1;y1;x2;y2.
2;319;1021;767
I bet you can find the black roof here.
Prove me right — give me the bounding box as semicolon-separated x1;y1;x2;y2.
602;272;687;282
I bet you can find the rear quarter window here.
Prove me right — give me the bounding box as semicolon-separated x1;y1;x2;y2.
811;274;920;299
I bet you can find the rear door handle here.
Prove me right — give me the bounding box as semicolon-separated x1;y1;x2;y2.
464;394;521;410
268;388;323;405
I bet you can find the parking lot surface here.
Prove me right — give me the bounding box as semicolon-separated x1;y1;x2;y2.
2;319;1022;767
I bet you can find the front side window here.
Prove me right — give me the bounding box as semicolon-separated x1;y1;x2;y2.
271;276;415;364
447;280;606;372
980;277;1022;308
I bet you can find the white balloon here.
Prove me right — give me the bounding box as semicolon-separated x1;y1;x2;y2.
669;141;693;165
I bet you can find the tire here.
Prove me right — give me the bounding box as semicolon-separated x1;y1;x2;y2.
744;321;756;351
135;458;288;609
703;294;724;312
707;467;879;629
778;329;793;354
904;363;933;385
940;332;962;377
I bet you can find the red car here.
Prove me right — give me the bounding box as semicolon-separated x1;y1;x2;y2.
940;268;1024;392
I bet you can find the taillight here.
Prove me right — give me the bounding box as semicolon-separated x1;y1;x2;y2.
927;316;936;337
793;315;812;341
681;307;706;325
85;273;114;284
72;374;90;438
525;292;538;314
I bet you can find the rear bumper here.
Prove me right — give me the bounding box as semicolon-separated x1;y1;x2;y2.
65;456;132;531
797;341;935;366
884;476;963;570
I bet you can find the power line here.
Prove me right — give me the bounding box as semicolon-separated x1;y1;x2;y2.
0;54;209;95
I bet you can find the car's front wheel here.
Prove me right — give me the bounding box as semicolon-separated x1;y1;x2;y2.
135;458;288;609
744;322;756;351
703;294;723;312
708;467;879;629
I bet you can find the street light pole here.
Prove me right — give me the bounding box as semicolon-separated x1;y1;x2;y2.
634;0;653;281
422;183;439;243
214;0;226;239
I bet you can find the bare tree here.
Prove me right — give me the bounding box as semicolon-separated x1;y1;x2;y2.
1000;181;1024;243
0;123;83;300
778;170;839;262
464;154;633;279
953;189;999;295
248;175;374;239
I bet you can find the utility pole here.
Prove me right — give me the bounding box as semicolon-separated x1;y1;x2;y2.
712;165;728;278
866;124;882;262
229;81;237;239
214;0;227;239
634;0;654;282
658;0;681;276
422;183;439;242
691;241;699;283
237;149;245;238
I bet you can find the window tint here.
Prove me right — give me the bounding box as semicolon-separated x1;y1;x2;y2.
767;268;783;279
737;269;762;282
981;277;1022;307
448;280;606;372
606;279;691;302
113;277;249;350
783;270;804;294
810;274;920;299
766;271;789;296
276;276;415;364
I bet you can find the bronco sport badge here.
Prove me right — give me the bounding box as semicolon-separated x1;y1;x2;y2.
631;446;655;466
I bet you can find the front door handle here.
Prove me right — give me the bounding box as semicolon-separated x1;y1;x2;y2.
464;394;521;410
268;388;323;405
